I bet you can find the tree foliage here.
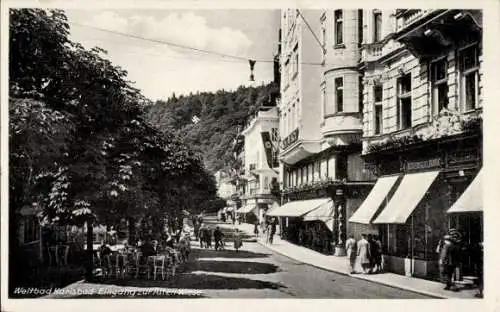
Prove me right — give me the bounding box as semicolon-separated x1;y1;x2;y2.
144;83;279;174
9;8;217;229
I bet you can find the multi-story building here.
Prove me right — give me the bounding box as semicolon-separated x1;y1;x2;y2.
269;9;374;256
237;106;280;224
215;171;237;201
350;9;483;280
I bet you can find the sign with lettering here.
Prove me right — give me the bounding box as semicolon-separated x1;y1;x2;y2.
447;149;478;167
282;128;299;150
405;158;442;171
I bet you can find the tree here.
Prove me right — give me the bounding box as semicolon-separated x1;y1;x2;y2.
9;9;219;287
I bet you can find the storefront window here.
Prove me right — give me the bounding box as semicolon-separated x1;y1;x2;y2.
321;159;328;180
308;164;313;182
327;156;336;179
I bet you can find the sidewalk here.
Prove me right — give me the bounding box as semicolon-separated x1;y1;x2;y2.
232;222;478;299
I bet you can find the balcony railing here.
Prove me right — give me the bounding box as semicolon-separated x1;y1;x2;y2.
396;9;433;32
361;40;403;64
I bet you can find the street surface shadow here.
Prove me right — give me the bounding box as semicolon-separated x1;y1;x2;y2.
99;274;286;291
190;248;271;259
185;260;280;275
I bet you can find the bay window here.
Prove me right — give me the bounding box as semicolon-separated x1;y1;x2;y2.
335;77;344;113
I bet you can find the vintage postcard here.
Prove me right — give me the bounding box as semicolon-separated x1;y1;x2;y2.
1;0;498;311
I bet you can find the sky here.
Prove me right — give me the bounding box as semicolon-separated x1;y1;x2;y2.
66;9;280;101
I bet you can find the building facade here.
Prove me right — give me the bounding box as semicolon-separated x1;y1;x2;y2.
272;9;374;256
350;9;483;279
237;106;280;224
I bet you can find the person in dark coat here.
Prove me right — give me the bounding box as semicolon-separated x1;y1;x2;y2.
213;226;224;250
438;235;459;291
204;228;212;249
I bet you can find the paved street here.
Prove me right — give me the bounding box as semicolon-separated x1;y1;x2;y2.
174;218;432;298
50;217;432;299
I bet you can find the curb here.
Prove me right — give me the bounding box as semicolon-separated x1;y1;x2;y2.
251;236;448;299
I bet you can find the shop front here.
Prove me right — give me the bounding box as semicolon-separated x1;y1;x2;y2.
361;132;482;280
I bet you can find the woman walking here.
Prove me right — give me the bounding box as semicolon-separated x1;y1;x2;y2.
345;234;357;274
253;221;260;238
357;234;371;274
233;228;243;252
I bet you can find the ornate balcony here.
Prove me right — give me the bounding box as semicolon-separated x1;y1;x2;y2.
361;40;404;65
362;108;482;155
395;9;434;32
395;9;482;59
321;113;363;146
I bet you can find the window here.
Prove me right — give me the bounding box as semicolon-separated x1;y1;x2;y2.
431;58;449;114
460;45;480;111
308;164;313;182
295;169;299;186
301;167;306;185
284;59;290;87
397;74;412;130
283;113;287;135
374;84;383;134
292;104;296;129
335;77;344;113
264;177;269;190
359;76;364;113
288;108;292;133
373;11;382;42
321;159;328;180
292;44;299;77
327;156;336;179
334;10;343;45
358;10;364;45
322;87;327;117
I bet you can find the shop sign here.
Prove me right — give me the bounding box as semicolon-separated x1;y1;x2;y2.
405;158;441;171
447;149;478;167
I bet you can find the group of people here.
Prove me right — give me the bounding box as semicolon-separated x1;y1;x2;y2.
196;223;244;252
437;229;483;296
345;233;383;275
253;218;277;244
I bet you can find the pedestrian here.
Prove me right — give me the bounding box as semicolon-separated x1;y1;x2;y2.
198;224;206;248
374;235;383;273
254;221;260;238
214;226;224;250
345;234;357;274
357;233;371;274
205;227;212;249
233;228;243;252
438;234;459;291
298;227;304;245
269;218;277;244
474;241;483;298
368;234;379;273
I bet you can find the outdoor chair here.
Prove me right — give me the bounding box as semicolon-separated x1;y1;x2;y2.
148;255;167;280
104;253;119;278
117;254;129;278
127;252;146;278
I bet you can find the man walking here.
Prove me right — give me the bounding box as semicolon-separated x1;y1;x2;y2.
345;234;357;274
438;234;459;291
269;218;277;244
213;226;224;251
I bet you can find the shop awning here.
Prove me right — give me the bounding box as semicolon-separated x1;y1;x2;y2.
349;175;400;224
236;204;256;214
373;171;440;224
267;198;331;217
447;170;482;213
303;199;334;222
